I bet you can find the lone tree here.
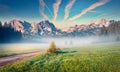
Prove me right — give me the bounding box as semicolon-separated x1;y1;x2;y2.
47;41;57;53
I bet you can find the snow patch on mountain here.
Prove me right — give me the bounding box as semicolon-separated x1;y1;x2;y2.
91;18;110;27
4;18;115;37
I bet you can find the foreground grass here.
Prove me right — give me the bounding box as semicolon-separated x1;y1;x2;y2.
0;45;44;57
0;43;120;72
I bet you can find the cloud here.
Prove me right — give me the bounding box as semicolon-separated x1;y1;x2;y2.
64;0;76;20
39;0;49;20
40;11;49;19
69;0;109;21
89;10;97;13
53;0;61;23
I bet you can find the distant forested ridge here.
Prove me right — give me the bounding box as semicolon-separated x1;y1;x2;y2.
0;21;22;43
100;21;120;41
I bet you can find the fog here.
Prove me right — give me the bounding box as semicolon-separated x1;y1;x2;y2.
40;36;119;48
41;37;96;48
0;36;119;51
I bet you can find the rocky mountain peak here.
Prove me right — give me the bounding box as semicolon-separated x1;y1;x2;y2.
91;18;110;27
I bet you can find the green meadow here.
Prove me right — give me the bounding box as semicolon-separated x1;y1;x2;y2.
0;44;45;57
0;42;120;72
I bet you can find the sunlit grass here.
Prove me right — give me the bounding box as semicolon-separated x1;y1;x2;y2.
0;44;47;57
0;43;120;72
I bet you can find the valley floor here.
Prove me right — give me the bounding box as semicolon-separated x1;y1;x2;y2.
0;51;45;66
0;42;120;72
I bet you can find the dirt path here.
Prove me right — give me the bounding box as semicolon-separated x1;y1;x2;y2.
0;50;46;66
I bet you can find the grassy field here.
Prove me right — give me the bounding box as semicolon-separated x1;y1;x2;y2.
0;44;46;57
0;43;120;72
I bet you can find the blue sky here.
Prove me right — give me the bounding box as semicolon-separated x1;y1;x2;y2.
0;0;120;28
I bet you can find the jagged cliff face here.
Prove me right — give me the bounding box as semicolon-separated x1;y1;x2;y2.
92;18;110;27
37;20;57;35
60;19;114;36
6;19;58;36
8;19;32;33
30;22;38;33
3;19;118;37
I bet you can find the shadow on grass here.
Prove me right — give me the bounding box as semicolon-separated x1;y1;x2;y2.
0;53;18;58
57;51;77;54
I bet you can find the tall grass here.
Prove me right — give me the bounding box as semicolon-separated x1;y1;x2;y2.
0;43;120;72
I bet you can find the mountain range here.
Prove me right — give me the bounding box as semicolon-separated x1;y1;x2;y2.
1;18;118;38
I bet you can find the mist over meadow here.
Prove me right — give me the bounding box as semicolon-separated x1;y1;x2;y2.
1;35;119;50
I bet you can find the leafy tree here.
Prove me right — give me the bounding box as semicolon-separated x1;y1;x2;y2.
47;41;57;53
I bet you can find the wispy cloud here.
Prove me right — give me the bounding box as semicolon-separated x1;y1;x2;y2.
53;0;61;23
64;0;76;20
39;0;49;20
69;0;110;21
89;10;97;13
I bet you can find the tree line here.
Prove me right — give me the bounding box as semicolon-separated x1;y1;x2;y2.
100;21;120;41
0;21;22;43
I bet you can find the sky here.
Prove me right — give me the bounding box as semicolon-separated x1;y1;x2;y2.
0;0;120;28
